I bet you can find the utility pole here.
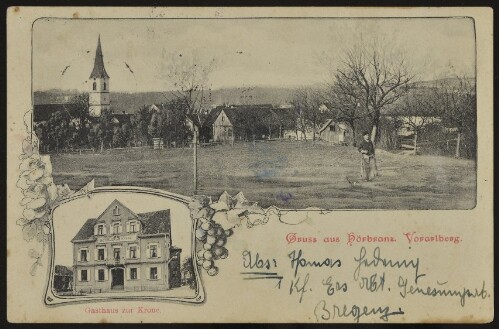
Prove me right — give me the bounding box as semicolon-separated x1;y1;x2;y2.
193;127;198;194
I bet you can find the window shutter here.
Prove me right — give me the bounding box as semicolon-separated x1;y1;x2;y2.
94;248;98;261
157;244;162;258
118;224;122;234
94;225;98;236
103;225;107;235
104;247;108;260
104;269;108;281
94;268;99;280
78;249;81;261
137;245;141;258
157;265;162;279
126;222;130;233
137;267;141;280
146;245;150;258
126;246;130;259
78;270;82;281
126;267;130;280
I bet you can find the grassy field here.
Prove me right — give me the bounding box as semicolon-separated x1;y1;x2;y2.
50;141;476;209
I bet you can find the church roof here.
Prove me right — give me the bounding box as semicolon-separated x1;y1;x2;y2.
89;35;110;79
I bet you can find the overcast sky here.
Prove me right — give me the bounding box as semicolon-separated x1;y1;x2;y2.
33;17;475;92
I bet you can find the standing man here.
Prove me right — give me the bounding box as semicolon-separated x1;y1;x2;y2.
358;131;377;181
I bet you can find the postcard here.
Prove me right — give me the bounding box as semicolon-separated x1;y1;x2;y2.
6;7;493;323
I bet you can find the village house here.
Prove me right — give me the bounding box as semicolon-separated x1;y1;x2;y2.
208;104;296;143
71;199;182;293
318;119;353;145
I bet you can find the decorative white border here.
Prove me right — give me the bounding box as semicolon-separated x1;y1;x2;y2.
43;186;205;306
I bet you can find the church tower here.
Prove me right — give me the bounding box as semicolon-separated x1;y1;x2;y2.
89;35;110;117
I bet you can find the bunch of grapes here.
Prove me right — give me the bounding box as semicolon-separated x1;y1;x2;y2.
195;218;233;276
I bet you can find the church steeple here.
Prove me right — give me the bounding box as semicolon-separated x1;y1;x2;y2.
90;35;110;79
89;35;111;117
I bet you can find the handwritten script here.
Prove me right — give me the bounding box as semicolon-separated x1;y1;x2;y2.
240;244;490;323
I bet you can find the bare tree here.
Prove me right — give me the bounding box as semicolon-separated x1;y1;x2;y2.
332;39;415;147
290;88;324;141
160;51;216;116
432;76;476;158
322;80;365;146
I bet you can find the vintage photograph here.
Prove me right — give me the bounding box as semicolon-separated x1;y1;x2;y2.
8;7;493;323
31;18;477;210
48;191;199;301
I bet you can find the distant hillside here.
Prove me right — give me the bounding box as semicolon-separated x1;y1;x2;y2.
34;86;298;113
33;77;472;113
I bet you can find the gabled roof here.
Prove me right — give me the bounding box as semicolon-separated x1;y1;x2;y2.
71;218;98;242
318;119;352;133
202;107;224;128
96;199;138;222
71;201;172;242
89;35;110;79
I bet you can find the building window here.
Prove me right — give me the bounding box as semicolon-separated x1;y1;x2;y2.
113;223;119;234
150;245;158;258
98;269;105;281
130;246;137;259
81;270;88;282
98;248;105;261
103;82;107;90
130;222;137;233
150;267;158;280
113;206;120;216
114;248;121;260
97;224;104;235
330;125;336;132
130;268;137;280
80;249;87;262
93;82;96;91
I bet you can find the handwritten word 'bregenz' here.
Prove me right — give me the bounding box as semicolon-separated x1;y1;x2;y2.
314;300;404;323
242;250;277;270
403;232;461;244
353;246;425;284
286;233;340;244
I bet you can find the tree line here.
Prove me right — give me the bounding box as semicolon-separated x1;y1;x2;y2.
35;96;194;153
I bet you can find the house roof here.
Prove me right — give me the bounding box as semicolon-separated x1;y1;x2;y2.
71;204;171;242
89;35;110;79
202;107;224;129
137;210;171;235
72;218;98;242
318;119;352;134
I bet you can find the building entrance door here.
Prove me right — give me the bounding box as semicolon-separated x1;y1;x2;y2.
111;267;124;290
